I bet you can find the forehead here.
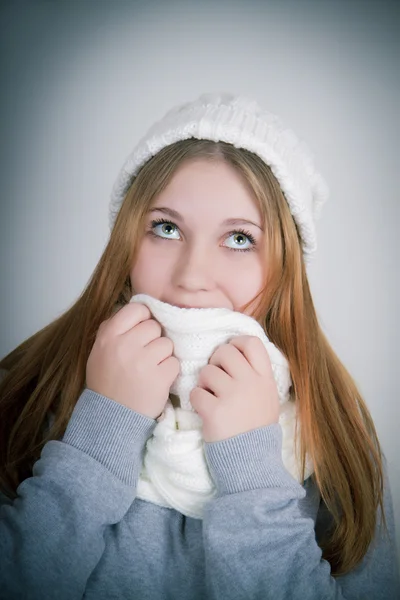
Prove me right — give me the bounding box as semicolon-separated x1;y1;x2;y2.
151;158;261;220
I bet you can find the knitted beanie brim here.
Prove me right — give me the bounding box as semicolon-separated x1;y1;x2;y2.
109;93;329;261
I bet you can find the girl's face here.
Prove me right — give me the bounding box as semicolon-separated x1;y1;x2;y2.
130;158;266;314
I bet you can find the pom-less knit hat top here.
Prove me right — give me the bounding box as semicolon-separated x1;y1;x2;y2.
109;93;329;261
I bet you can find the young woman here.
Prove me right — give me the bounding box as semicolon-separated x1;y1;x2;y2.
1;93;399;599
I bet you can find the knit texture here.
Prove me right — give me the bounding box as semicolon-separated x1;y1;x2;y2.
109;93;329;261
131;294;314;518
2;387;399;598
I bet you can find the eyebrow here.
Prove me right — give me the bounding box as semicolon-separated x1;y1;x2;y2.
148;207;263;230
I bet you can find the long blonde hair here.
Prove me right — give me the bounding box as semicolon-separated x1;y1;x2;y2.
0;139;386;576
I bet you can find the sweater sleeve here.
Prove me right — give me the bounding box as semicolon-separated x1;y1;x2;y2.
0;388;156;600
202;423;400;600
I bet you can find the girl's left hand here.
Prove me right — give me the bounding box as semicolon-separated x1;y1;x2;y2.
190;335;280;443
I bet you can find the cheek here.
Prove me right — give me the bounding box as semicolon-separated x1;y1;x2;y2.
130;239;171;293
222;256;265;305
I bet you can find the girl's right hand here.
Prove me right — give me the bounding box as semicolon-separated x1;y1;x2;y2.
86;302;180;419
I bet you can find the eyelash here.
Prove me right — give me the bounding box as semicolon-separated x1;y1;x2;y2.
148;219;257;253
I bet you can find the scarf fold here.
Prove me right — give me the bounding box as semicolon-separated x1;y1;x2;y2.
130;294;314;518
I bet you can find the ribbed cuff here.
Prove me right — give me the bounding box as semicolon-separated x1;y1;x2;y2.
204;423;301;496
62;388;156;486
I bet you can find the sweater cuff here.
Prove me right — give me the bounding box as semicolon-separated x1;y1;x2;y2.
62;388;157;487
204;423;301;496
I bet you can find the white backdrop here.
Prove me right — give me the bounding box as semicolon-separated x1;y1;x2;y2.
1;0;399;567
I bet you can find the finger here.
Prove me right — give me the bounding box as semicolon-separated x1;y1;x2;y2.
157;355;180;385
198;364;231;398
145;336;174;364
228;335;270;376
190;386;217;416
129;318;162;346
108;302;152;335
209;343;249;378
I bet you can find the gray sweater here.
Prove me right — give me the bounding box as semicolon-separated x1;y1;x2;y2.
0;388;399;599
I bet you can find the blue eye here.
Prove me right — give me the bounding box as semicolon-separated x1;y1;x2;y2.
148;220;257;253
224;230;256;252
150;219;180;239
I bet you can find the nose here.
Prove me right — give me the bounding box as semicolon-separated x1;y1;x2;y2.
171;242;216;292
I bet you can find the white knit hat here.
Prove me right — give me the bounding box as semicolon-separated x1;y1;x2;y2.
109;93;329;260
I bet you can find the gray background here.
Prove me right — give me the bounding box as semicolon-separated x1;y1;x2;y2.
1;0;399;568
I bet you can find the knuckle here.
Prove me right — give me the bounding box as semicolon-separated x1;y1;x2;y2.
190;386;200;402
251;335;262;347
212;345;225;360
244;335;261;350
222;343;235;357
165;356;180;379
149;319;162;336
200;364;211;377
131;302;151;318
199;364;213;382
157;335;171;353
162;335;173;351
189;388;198;405
163;342;175;360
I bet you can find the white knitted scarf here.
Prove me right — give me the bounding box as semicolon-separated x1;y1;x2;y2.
131;294;314;518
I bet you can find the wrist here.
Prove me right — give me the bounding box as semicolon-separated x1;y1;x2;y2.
204;423;301;496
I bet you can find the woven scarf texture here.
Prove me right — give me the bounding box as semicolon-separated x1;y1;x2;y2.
131;294;314;518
